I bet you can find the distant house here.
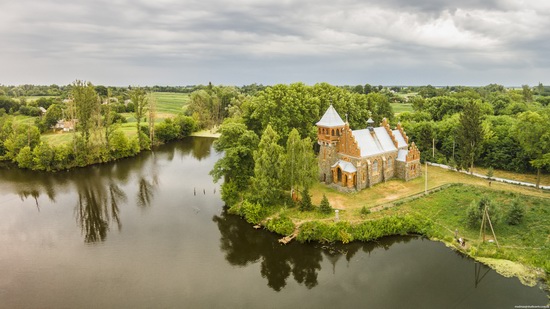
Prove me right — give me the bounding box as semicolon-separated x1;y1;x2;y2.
317;105;421;192
55;119;77;132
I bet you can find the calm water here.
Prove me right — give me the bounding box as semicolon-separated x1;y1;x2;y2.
0;137;547;308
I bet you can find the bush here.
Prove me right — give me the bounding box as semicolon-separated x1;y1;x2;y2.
155;119;180;143
241;200;267;224
466;196;501;228
266;215;295;235
506;200;525;225
318;194;332;214
360;206;371;215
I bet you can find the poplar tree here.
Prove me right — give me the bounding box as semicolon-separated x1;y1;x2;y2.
251;125;284;206
457;100;483;173
129;87;149;149
71;80;99;143
285;128;317;193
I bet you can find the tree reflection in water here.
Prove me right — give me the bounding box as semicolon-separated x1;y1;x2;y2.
75;179;127;243
213;207;415;292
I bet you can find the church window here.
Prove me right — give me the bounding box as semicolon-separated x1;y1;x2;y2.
373;160;379;173
387;157;392;169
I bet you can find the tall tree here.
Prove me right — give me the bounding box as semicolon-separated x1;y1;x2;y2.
71;80;99;143
210;120;259;205
148;92;157;145
251;125;284;206
129;87;149;149
511;111;550;188
457;100;484;173
284;128;318;194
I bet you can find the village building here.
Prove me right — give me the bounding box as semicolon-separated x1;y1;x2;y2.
317;105;421;191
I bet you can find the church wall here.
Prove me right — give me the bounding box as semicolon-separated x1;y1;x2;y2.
318;143;338;183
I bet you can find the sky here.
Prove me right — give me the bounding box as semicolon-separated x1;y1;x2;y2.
1;0;549;86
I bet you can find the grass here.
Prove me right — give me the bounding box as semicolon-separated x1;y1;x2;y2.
151;92;190;115
472;166;550;187
390;103;413;115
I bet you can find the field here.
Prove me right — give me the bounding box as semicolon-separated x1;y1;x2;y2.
151;92;190;117
390;103;413;114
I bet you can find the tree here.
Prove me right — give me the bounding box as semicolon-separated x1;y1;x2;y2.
41;104;63;131
318;194;332;214
129;87;149;149
251;125;284;206
506;200;525;225
210;121;259;205
148;92;156;145
299;187;313;211
511;111;550;187
71;80;99;143
284;129;318;193
457;100;484;173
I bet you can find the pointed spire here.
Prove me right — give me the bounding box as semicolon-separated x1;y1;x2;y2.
317;105;345;127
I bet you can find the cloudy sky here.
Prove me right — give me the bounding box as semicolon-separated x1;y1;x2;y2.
1;0;549;86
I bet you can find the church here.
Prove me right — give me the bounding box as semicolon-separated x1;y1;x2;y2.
317;105;421;191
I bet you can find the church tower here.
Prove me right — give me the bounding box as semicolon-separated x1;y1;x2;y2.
316;105;345;183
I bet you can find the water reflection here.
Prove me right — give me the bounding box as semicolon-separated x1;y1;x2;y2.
213;208;416;292
0;138;217;243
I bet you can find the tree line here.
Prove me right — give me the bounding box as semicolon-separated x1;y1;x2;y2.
0;81;197;171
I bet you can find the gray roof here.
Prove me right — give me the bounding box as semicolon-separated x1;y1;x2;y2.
316;105;345;127
397;149;408;162
352;127;398;157
332;160;357;173
392;130;408;148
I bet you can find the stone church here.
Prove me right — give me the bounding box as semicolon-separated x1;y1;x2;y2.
317;105;421;191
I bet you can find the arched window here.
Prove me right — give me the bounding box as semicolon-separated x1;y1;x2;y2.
373;160;378;173
387;157;392;169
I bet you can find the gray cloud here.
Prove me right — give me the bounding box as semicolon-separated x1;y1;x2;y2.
0;0;548;86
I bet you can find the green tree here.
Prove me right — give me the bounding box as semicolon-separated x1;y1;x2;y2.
129;87;149;149
457;100;484;173
299;187;313;212
71;80;99;143
511;111;550;187
284;129;318;193
41;104;63;131
16;146;33;169
318;194;332;214
506;200;525;225
251;125;284;206
32;142;55;171
210;120;259;204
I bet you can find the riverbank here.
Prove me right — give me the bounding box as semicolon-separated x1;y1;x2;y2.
230;167;550;289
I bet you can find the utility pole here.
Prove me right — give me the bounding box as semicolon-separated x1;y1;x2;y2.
424;162;428;194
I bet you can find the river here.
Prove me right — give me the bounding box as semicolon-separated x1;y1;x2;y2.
0;137;547;308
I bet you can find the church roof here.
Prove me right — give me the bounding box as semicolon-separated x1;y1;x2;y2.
316;105;345;127
396;149;408;162
392;130;408;148
352;127;398;157
332;160;357;173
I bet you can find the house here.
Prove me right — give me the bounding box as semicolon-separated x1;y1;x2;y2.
55;119;77;132
317;105;421;192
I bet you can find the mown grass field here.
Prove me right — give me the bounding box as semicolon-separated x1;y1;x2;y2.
390;103;413;114
151;92;190;116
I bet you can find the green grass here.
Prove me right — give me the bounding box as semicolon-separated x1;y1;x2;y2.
41;132;75;146
390;103;413;114
151;92;190;116
13;114;36;125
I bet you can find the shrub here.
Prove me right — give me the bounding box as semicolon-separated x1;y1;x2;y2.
506;200;525;225
466;196;501;228
360;206;371;215
318;194;332;214
266;215;295;235
241;200;267;224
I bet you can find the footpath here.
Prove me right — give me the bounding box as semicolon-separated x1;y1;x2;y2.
427;162;550;190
